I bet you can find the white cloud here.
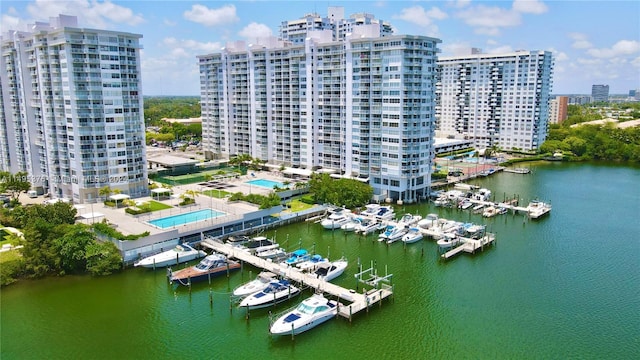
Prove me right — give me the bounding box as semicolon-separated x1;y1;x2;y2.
163;19;177;27
568;33;593;49
448;0;471;9
238;22;273;42
512;0;548;15
587;40;640;59
393;5;448;27
631;56;640;68
24;0;144;29
183;4;238;27
440;41;473;57
456;5;521;35
1;14;22;32
486;45;515;54
163;37;221;54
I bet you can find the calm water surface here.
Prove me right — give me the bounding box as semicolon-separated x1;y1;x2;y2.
2;162;639;359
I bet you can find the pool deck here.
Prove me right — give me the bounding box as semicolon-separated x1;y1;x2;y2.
61;171;293;236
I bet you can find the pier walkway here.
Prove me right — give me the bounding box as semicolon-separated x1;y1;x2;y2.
201;238;393;320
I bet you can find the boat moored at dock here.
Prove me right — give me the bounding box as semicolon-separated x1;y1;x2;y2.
269;293;338;336
134;244;206;268
238;279;301;310
168;253;240;285
233;271;278;298
526;200;552;219
312;258;348;282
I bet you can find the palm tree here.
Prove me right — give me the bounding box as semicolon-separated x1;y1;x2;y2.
98;186;112;201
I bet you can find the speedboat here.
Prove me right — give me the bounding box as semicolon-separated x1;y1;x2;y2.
379;225;407;243
355;218;383;235
134;244;206;268
269;293;338;336
340;217;361;232
233;271;278;298
417;213;439;229
238;279;300;309
473;188;492;201
436;233;462;249
256;247;287;260
374;205;395;220
312;258;348;281
239;236;279;254
296;254;328;272
482;206;497;218
321;209;352;229
458;199;473;210
283;249;311;266
168;253;240;285
401;227;423;244
397;213;423;227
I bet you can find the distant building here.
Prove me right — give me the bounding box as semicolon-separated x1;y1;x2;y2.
279;6;393;44
435;49;554;151
0;15;148;203
548;96;569;124
591;84;609;102
162;117;202;126
569;95;591;105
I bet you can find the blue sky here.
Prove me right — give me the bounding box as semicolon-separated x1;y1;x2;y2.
2;0;639;96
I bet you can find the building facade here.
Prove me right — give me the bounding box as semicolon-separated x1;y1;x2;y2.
279;6;392;45
435;50;554;151
0;15;148;203
200;10;440;202
591;84;609;102
548;95;568;124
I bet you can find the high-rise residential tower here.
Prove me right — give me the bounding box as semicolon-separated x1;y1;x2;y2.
548;96;568;125
435;50;554;151
0;15;148;203
199;7;440;202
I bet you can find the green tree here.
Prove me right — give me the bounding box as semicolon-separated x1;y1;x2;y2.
54;224;95;274
85;241;122;276
0;171;31;201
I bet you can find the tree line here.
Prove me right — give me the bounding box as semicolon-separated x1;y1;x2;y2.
0;202;122;286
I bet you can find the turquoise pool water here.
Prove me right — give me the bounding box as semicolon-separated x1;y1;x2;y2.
245;178;285;189
147;209;225;229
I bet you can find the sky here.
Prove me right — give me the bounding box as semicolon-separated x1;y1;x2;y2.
1;0;639;96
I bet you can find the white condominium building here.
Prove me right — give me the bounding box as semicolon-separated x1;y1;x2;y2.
279;6;393;45
436;50;554;151
199;15;440;202
0;15;148;203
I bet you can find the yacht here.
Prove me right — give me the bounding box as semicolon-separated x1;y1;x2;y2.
417;214;439;229
401;227;423;244
269;293;338;336
168;253;240;286
526;200;552;219
134;244;206;268
232;271;277;298
296;254;328;272
378;224;407;243
312;258;348;282
355;218;384;235
340;217;361;232
238;279;300;310
436;233;462;249
283;249;311;266
482;206;498;218
320;209;352;229
239;236;279;254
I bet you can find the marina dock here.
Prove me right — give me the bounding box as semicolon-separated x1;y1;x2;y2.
201;238;393;320
440;234;496;260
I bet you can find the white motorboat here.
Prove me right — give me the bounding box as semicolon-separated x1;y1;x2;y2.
472;204;485;213
340;217;361;232
256;247;287;260
312;258;348;281
134;244;206;268
436;233;462;249
526;200;552;219
397;213;423;227
321;209;352;229
379;225;407;243
458;199;473;210
417;213;439;229
239;236;279;254
296;254;328;272
401;227;423;244
355;218;384;235
269;293;338;336
238;279;300;309
360;204;394;221
232;271;277;298
473;188;492;201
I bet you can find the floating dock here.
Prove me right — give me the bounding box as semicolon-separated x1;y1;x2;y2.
440;234;496;260
201;238;393;320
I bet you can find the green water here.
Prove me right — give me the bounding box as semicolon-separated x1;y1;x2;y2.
2;163;639;359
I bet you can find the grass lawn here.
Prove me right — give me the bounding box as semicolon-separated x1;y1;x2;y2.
286;199;315;213
146;200;172;211
202;189;231;198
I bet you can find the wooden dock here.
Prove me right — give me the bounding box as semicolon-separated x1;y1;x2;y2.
201;238;393;320
441;234;496;260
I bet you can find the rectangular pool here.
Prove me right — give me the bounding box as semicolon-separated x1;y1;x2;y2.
245;179;285;189
148;209;225;229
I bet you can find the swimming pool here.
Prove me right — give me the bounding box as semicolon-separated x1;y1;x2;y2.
148;209;225;229
245;179;286;189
